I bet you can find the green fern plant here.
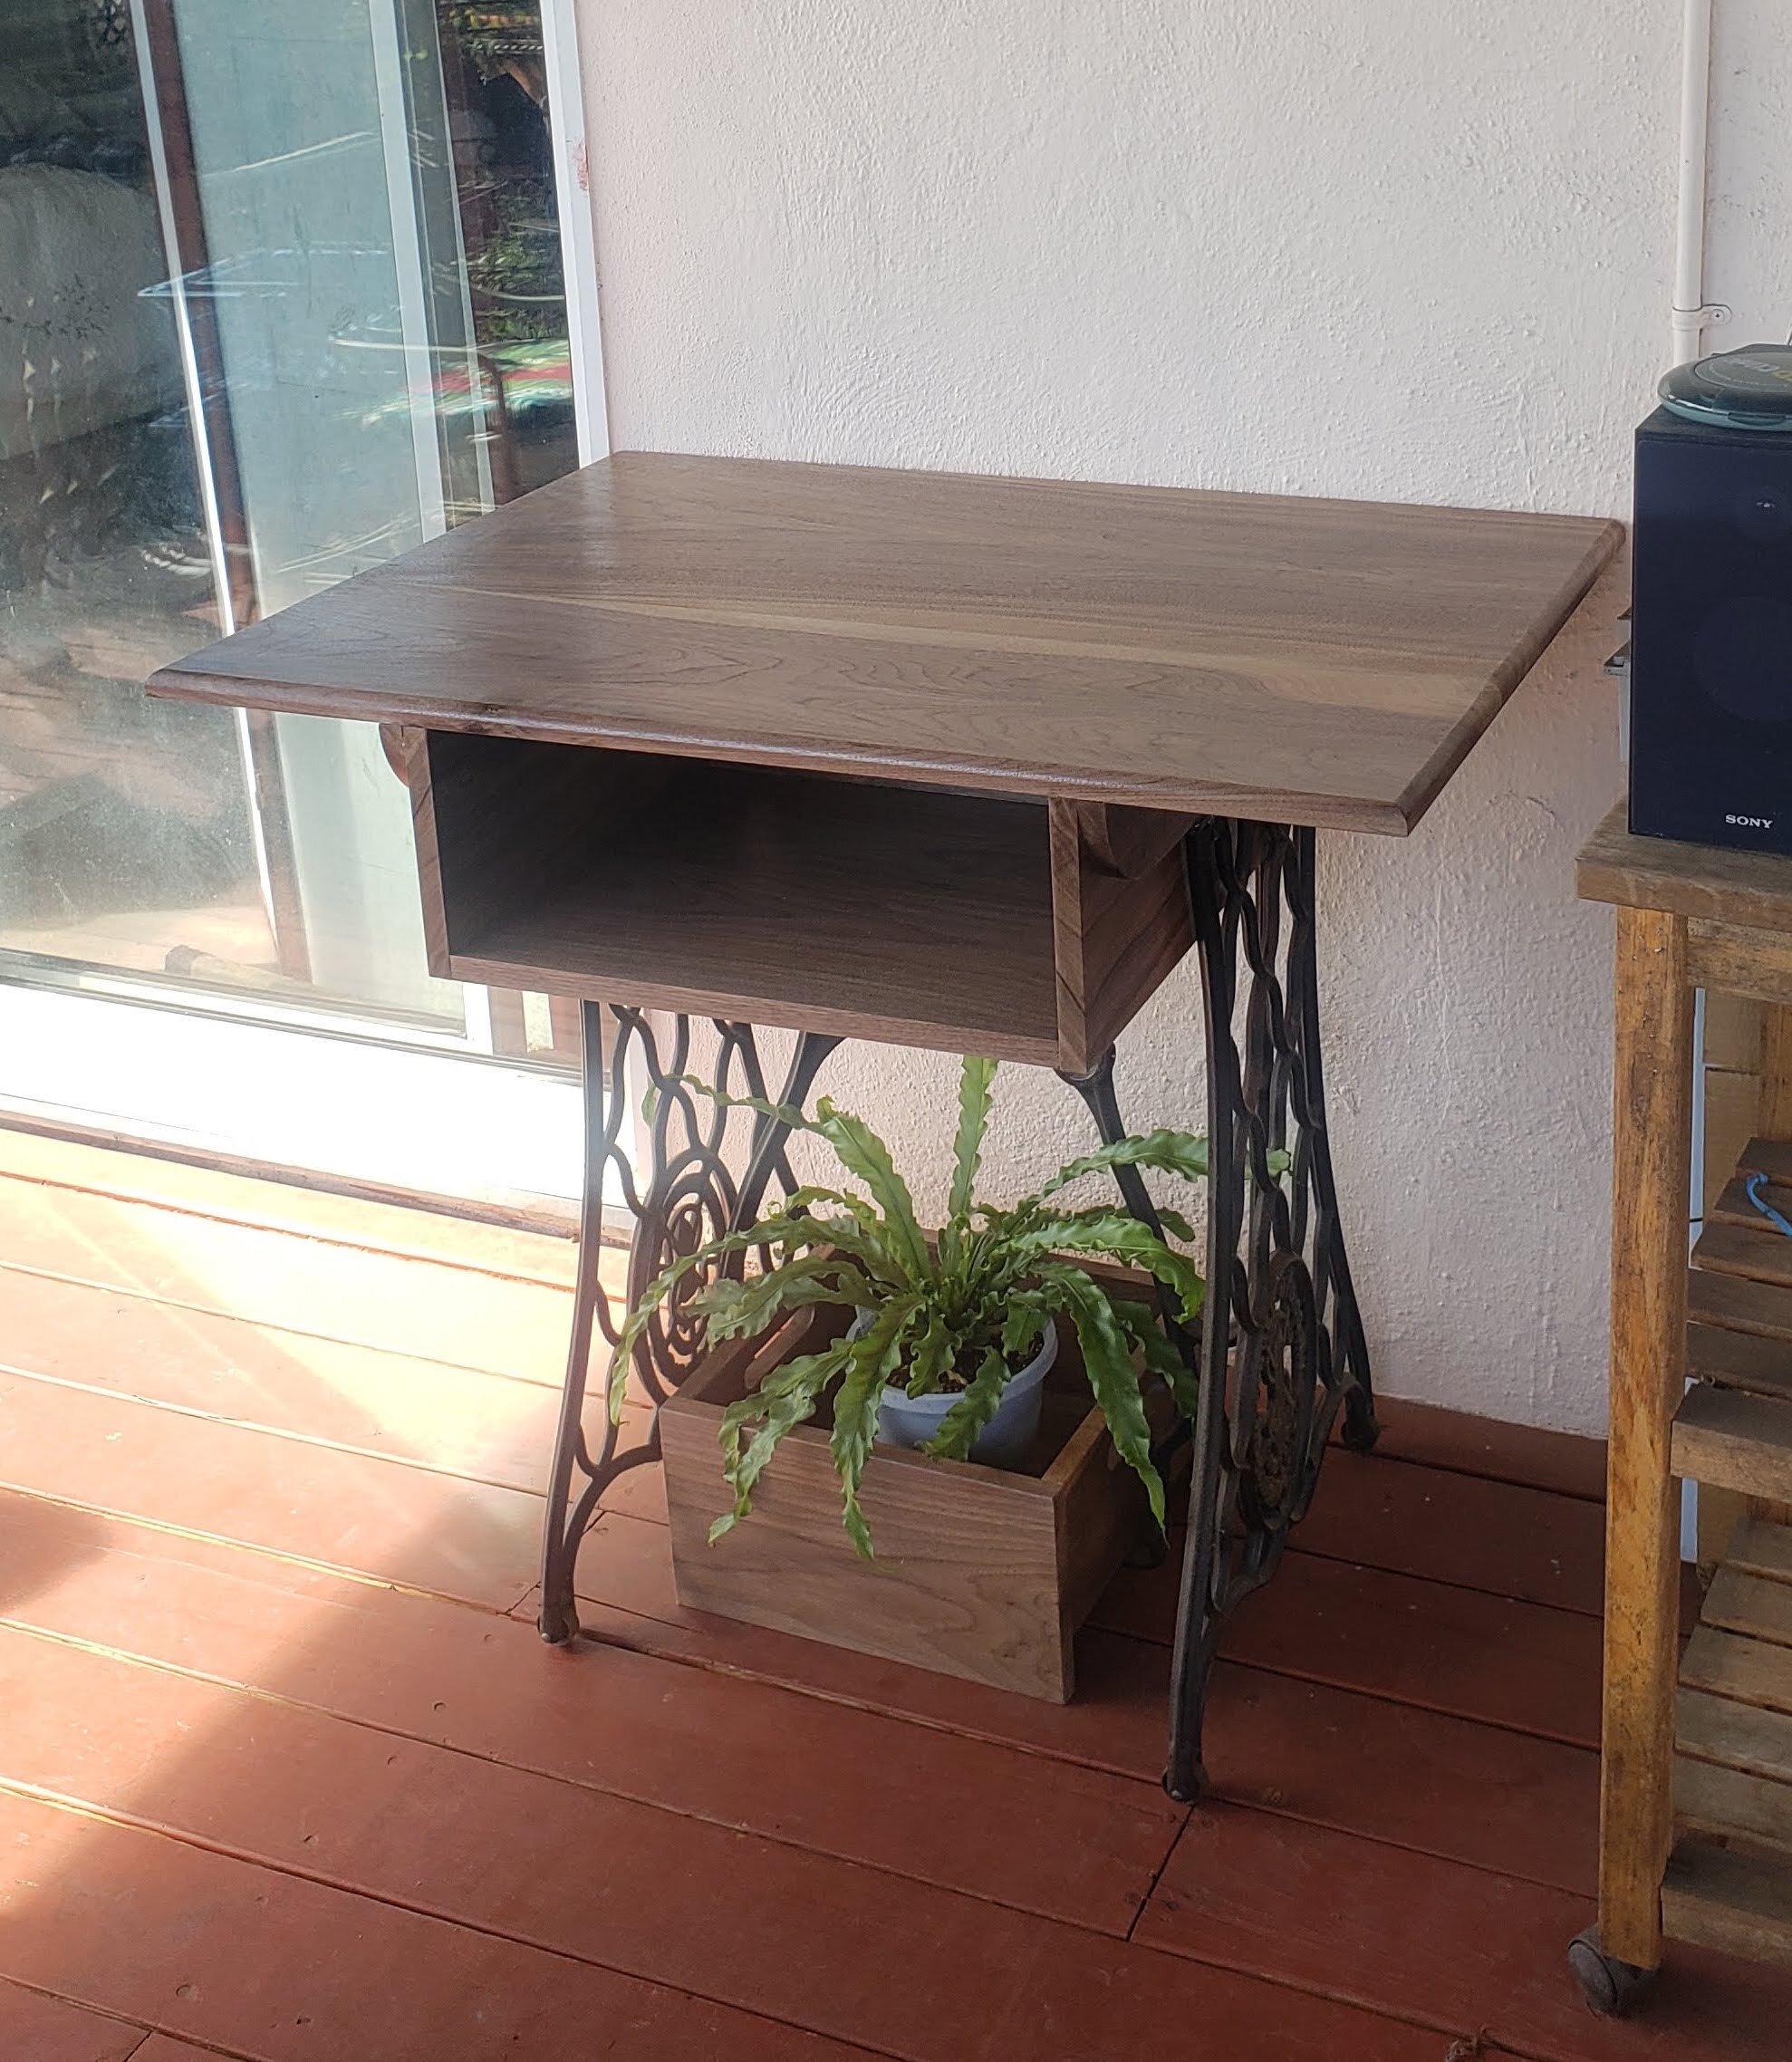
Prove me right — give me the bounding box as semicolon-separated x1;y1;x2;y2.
614;1056;1209;1558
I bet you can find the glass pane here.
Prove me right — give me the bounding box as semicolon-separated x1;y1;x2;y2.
0;0;580;1029
0;3;272;980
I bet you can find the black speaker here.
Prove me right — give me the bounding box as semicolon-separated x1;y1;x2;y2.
1631;404;1792;854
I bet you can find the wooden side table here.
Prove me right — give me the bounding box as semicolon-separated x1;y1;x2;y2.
1575;804;1792;2008
149;451;1617;1797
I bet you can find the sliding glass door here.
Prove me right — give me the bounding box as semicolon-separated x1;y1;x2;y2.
0;0;602;1194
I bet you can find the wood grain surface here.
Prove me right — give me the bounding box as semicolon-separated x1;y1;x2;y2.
1673;1387;1792;1503
1663;1839;1792;1972
1597;903;1695;1970
1687;920;1792;1007
1579;801;1792;930
659;1306;1157;1701
148;452;1620;833
15;1128;1792;2058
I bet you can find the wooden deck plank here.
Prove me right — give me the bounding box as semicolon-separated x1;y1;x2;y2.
1347;1395;1607;1502
563;1515;1602;1893
1097;1536;1604;1747
586;1395;1610;1614
0;1371;540;1609
0;1979;147;2062
0;1492;1182;1936
0;1265;570;1495
0;1791;871;2062
0;1180;574;1379
1136;1800;1792;2062
1283;1447;1606;1614
5;1139;1728;2053
125;2043;240;2062
0;1124;582;1286
0;1638;1440;2062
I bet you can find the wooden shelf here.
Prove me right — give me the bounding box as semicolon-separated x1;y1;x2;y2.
1667;1135;1792;1968
1673;1387;1792;1504
1669;1516;1792;1962
1663;1837;1792;1969
1679;1150;1792;1501
403;731;1194;1071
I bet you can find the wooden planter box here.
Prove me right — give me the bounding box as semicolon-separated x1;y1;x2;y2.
660;1295;1172;1701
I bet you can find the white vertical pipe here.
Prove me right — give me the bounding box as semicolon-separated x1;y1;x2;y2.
1671;0;1716;365
1671;0;1718;1563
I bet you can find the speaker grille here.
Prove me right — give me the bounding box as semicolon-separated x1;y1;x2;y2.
1692;593;1792;725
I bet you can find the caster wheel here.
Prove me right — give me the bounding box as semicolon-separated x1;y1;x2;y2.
537;1598;581;1645
1567;1929;1654;2017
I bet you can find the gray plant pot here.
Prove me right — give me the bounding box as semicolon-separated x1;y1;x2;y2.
870;1319;1059;1469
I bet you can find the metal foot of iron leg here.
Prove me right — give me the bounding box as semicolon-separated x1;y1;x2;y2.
537;1591;580;1645
1342;1390;1380;1451
1162;1757;1209;1806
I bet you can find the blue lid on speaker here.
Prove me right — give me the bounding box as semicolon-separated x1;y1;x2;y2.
1660;343;1792;430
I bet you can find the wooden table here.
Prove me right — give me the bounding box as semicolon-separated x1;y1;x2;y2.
1575;806;1792;2009
150;452;1618;1797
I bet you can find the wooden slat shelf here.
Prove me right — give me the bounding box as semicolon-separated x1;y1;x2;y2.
1679;1161;1792;1497
1704;1566;1792;1646
1682;1614;1792;1716
1686;1322;1792;1402
1695;1219;1792;1295
1663;1838;1792;1970
1662;1134;1792;1970
1667;1518;1792;1965
1672;1389;1792;1505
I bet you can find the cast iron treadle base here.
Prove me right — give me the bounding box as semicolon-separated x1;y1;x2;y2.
535;816;1374;1804
1161;818;1377;1799
536;1010;841;1644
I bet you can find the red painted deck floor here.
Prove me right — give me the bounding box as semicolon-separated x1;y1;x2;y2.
0;1127;1785;2060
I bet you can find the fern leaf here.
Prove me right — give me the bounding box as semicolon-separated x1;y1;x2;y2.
1112;1296;1199;1419
813;1097;930;1281
1007;1208;1206;1324
827;1298;913;1558
609;1205;897;1420
942;1057;997;1265
1040;1128;1209;1198
902;1305;958;1397
999;1290;1050;1362
1039;1263;1165;1525
923;1346;1011;1461
718;1339;853;1520
694;1255;876;1341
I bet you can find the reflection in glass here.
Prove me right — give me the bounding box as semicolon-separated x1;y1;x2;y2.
0;0;578;1031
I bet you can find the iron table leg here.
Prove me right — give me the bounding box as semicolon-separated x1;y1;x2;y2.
538;1006;840;1643
1066;818;1377;1797
543;823;1373;1810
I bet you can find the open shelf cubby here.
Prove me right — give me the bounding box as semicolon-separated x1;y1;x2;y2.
409;731;1193;1071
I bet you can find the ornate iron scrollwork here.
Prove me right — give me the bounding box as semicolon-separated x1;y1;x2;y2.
539;821;1372;1807
537;1007;838;1642
1162;818;1376;1798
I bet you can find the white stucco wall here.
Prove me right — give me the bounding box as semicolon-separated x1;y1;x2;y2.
572;3;1784;1434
